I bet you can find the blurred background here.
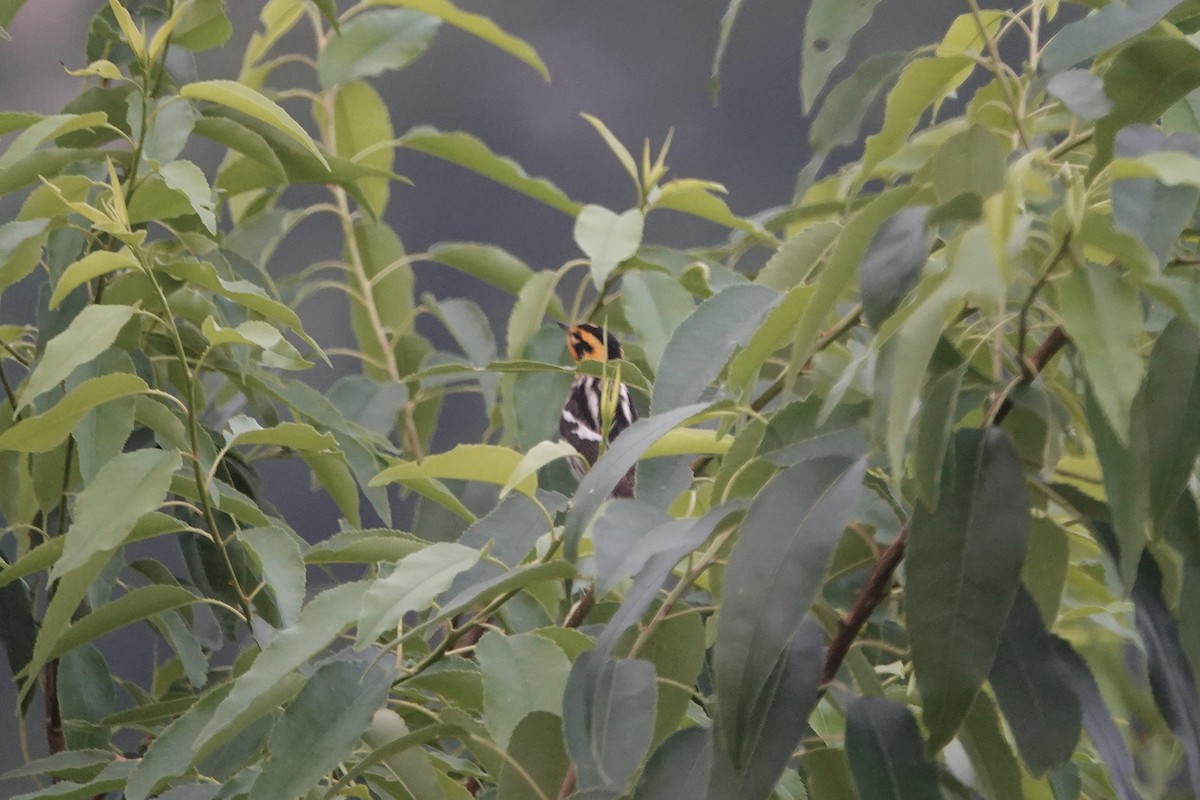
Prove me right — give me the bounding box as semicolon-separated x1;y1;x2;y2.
0;0;963;778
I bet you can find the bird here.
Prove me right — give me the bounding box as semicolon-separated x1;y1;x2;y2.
558;322;638;498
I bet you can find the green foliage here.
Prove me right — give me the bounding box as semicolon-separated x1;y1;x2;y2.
2;1;1200;799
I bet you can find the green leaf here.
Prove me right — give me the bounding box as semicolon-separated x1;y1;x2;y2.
913;365;965;508
19;304;135;410
563;651;658;792
714;456;864;766
477;632;572;747
194;582;367;749
423;241;534;296
10;760;133;800
250;659;394;799
500;440;577;497
369;0;549;81
989;589;1082;776
158;160;217;233
634;728;712;800
801;748;860;800
239;526;306;628
634;610;706;748
789;186;920;373
801;0;884;112
621;272;694;373
1111;126;1200;268
1143;319;1200;532
809;52;906;155
1041;0;1186;75
50;584;200;660
498;711;570;800
574;204;645;288
318;8;440;88
708;620;826;799
932;124;1005;204
398;126;580;214
1052;639;1140;800
845;696;941;800
304;528;427;565
859;205;930;329
1021;517;1070;625
1047;69;1113;122
0;111;108;172
506;269;566;362
959;692;1025;800
709;0;748;100
756;220;840;291
651;284;779;415
51;250;139;308
0;217;49;294
1095;39;1200;169
0;570;36;683
160;259;320;353
0;373;147;453
907;428;1030;752
173;0;232;51
1055;264;1143;443
356;542;481;647
53;448;181;581
1129;549;1200;795
180;80;329;170
561;401;710;561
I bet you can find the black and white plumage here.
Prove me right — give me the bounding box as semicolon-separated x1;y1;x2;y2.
558;324;638;498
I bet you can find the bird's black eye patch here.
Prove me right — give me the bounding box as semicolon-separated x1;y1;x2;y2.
572;339;589;357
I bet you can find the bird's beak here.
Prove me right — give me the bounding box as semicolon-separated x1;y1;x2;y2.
556;321;569;330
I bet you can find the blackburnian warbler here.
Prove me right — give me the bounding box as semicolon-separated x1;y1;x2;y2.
559;323;637;498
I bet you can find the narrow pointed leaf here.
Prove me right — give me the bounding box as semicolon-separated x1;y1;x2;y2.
801;0;884;112
714;456;865;764
19;304;134;410
180;80;329;169
908;428;1031;751
357;542;480;647
845;696;940;800
989;588;1082;776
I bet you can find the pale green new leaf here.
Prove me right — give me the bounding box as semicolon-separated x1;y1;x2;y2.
51;250;140;308
0;373;147;453
574;204;645;288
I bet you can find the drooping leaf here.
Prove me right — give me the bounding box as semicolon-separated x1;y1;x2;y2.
398;127;580;214
708;619;825;799
859;205;931;329
958;692;1025;800
249;659;394;799
563;651;658;793
809;52;906;155
800;0;885;112
497;711;571;800
908;428;1031;751
1051;639;1140;800
239;527;306;629
369;0;549;81
988;588;1082;776
714;456;865;765
317;8;440;88
844;696;941;800
422;241;534;297
329;79;396;217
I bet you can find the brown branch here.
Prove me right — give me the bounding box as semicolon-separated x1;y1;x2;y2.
820;324;1070;686
44;658;64;756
